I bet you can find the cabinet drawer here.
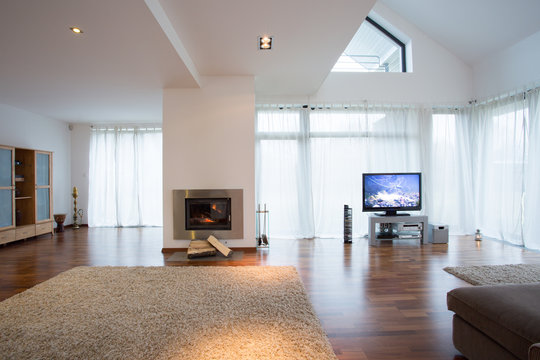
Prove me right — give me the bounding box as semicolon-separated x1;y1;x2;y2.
0;229;16;245
15;225;35;240
36;222;53;236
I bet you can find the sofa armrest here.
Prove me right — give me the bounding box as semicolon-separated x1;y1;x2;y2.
530;343;540;360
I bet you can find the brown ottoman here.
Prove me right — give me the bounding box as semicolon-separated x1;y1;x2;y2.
447;283;540;360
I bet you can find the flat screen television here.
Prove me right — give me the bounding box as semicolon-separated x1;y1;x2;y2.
362;172;421;216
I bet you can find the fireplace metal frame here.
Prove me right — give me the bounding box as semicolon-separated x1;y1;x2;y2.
173;189;243;240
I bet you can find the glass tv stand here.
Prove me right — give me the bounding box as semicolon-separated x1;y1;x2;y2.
368;214;428;245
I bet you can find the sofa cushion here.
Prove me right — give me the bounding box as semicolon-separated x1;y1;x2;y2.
447;283;540;360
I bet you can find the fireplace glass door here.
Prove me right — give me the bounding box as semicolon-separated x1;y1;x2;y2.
185;198;231;230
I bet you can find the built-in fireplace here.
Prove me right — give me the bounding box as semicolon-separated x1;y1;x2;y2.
173;189;243;240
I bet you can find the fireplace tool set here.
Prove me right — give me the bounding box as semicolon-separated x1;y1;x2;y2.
256;204;269;247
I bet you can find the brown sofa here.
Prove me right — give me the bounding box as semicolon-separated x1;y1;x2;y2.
447;283;540;360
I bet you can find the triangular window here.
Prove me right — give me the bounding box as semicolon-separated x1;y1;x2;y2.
332;17;406;73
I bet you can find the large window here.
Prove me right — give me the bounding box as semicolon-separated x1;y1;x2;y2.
88;126;163;227
428;112;474;234
332;17;406;73
473;100;528;244
256;106;422;238
256;88;540;251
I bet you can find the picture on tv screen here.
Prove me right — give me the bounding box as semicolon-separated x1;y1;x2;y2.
363;173;421;211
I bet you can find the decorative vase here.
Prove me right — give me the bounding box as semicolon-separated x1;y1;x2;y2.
54;214;67;233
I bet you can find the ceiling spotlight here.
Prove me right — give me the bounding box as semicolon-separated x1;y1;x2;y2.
258;35;273;50
70;27;83;34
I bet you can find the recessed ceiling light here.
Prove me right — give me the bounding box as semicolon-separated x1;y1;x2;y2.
70;27;83;34
258;35;273;50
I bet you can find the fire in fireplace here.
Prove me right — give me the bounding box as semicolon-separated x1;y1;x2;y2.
185;198;231;230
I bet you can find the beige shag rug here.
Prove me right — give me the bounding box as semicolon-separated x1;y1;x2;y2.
444;263;540;285
0;266;336;360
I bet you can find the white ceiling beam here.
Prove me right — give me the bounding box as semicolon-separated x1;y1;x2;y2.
144;0;201;87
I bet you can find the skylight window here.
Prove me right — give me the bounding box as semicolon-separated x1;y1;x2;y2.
332;17;406;73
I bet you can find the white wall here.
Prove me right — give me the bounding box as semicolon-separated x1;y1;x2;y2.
257;2;473;105
0;104;72;225
163;76;255;249
70;124;91;225
473;29;540;99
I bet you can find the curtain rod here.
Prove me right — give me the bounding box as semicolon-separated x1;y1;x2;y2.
256;103;464;111
257;83;540;111
471;86;539;107
256;103;426;110
91;124;162;130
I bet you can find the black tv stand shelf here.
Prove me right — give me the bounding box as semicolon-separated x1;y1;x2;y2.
376;234;396;239
376;212;411;217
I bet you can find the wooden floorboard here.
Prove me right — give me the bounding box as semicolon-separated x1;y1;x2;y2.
1;227;540;359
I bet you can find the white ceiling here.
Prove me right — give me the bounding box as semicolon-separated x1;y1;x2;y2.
0;0;198;124
381;0;540;65
1;0;539;124
157;0;375;95
0;0;375;123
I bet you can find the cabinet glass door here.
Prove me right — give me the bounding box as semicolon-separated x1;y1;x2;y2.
36;153;50;186
35;151;51;222
0;147;13;228
0;147;12;187
36;188;50;221
0;189;13;227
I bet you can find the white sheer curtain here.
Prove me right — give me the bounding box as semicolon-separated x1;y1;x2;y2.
256;90;540;250
310;106;426;237
255;108;314;238
256;105;428;238
431;92;540;248
472;95;527;245
88;126;163;227
524;88;540;249
427;110;475;234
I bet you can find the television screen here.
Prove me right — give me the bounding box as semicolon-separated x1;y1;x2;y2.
363;173;421;216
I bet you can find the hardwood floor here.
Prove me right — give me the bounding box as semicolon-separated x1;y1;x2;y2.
1;227;540;360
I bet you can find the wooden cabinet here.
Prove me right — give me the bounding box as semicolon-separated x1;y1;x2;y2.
0;145;54;245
